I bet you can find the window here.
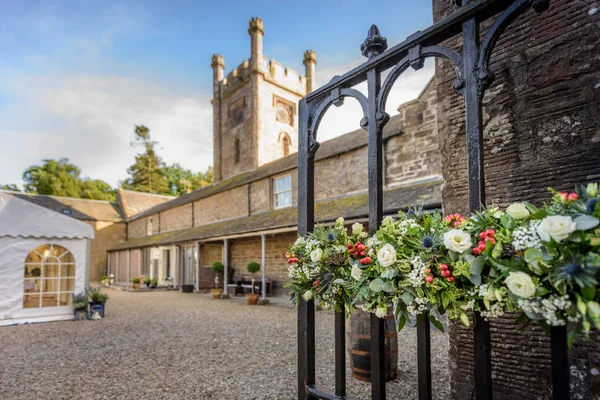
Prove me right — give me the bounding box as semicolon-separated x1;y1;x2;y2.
234;137;240;164
273;175;292;209
23;244;76;308
280;133;291;157
147;218;153;236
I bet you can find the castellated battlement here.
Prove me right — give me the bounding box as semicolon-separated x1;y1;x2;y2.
266;59;306;95
221;59;251;98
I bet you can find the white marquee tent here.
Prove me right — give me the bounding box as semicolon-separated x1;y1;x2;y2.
0;192;94;326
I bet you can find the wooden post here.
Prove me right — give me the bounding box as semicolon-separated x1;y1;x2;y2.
222;239;230;298
261;234;267;301
127;250;131;283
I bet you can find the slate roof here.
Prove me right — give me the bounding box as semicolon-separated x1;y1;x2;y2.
1;192;123;222
109;177;442;251
128;112;405;222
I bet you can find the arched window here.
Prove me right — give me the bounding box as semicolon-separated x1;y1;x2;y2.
234;137;240;164
280;133;291;157
23;244;75;308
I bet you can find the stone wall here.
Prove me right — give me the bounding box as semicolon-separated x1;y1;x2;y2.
88;220;126;283
433;0;600;398
193;185;249;226
159;203;193;233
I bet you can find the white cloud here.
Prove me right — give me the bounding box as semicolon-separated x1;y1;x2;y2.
0;72;213;188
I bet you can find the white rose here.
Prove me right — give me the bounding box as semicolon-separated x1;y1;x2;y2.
377;244;397;267
537;215;576;242
375;306;387;319
351;265;363;281
352;223;364;235
310;248;323;263
506;203;530;220
443;229;473;253
302;290;313;301
504;271;536;298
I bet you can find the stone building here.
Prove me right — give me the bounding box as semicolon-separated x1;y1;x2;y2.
106;17;442;294
432;0;600;398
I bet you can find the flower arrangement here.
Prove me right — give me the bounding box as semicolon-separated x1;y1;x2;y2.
286;183;600;343
286;217;367;313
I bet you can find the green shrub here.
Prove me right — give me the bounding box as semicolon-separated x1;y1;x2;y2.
144;277;152;285
87;287;108;304
246;261;260;274
151;277;158;287
72;292;88;310
101;275;108;281
212;261;224;272
132;277;141;284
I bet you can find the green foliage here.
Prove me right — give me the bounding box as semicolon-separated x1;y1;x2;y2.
132;278;141;284
21;158;116;201
144;277;152;285
87;287;108;304
101;275;108;281
212;261;224;272
151;277;158;287
72;292;88;310
246;261;260;274
121;125;170;195
164;164;213;196
0;184;20;191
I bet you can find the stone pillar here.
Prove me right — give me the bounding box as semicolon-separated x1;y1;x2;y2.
248;17;264;70
115;251;119;284
248;17;264;168
303;50;317;94
195;242;202;291
126;250;130;283
211;54;225;183
221;239;230;299
260;234;269;304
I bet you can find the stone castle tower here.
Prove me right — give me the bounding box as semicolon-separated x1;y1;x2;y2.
211;17;316;182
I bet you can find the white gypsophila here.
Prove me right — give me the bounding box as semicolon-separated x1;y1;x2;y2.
377;244;397;267
512;221;542;251
518;295;572;327
537;215;577;243
310;248;323;263
397;219;419;235
461;299;476;311
407;296;429;315
479;302;505;320
489;207;504;219
352;223;364;236
505;271;536;298
407;256;427;287
478;284;497;301
443;229;473;253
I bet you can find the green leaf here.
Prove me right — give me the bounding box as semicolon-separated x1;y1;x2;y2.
382;281;394;293
449;251;458;262
574;215;600;231
468;274;482;286
369;279;384;292
492;242;503;259
460;312;470;327
332;279;346;285
535;286;550;296
441;292;450;309
567;330;577;349
429;314;444;332
582;286;596;301
397;314;407;331
469;256;485;275
400;291;415;305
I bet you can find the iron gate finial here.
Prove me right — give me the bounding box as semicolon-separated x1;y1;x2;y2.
361;25;388;58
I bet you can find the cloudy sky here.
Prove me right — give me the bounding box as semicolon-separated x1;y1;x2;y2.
0;0;434;189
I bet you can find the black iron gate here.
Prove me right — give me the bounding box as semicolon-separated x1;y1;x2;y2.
296;1;569;399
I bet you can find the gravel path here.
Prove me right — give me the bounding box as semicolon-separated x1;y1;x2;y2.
0;290;449;399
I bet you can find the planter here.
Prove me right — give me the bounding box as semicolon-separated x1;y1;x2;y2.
73;309;88;320
246;293;260;305
211;288;223;299
101;280;109;287
181;284;194;293
89;302;105;319
132;283;140;290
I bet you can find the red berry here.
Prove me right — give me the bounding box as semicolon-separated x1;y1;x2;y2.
472;248;481;256
347;243;353;249
453;221;461;227
486;229;496;236
479;232;488;239
363;257;371;264
355;242;362;247
490;238;496;245
357;244;365;251
559;192;568;202
425;275;434;283
568;193;579;201
440;264;448;270
441;270;450;278
447;277;455;283
360;251;366;256
312;280;320;286
478;243;487;251
424;268;431;274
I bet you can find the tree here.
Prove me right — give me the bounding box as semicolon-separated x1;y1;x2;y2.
0;184;21;192
121;125;170;195
164;164;213;196
21;158;116;201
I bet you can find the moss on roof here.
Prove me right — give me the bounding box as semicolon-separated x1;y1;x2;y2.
109;178;441;251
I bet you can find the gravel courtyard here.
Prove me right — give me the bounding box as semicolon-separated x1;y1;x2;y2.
0;290;449;400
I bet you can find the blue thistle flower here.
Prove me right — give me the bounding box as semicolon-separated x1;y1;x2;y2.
587;198;598;214
422;236;434;248
562;262;583;278
326;232;336;242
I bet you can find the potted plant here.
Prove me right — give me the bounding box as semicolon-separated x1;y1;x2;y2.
132;277;141;290
87;287;108;319
150;277;158;289
72;292;88;320
246;261;261;305
101;275;109;287
211;261;224;299
144;277;152;288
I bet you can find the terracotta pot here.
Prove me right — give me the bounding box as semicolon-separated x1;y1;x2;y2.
211;288;223;299
132;283;140;290
246;293;260;305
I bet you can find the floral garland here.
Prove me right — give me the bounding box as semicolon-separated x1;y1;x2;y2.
286;183;600;344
